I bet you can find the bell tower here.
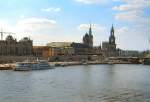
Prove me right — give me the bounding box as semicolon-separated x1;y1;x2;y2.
109;24;115;44
89;23;93;47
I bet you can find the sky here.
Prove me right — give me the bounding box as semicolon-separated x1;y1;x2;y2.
0;0;149;51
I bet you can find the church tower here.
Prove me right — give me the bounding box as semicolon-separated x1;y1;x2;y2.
83;23;93;48
109;24;115;44
88;23;93;47
102;24;118;57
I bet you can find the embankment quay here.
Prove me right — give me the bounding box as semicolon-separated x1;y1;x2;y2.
0;58;149;70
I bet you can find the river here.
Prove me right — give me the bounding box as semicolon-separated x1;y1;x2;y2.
0;64;150;102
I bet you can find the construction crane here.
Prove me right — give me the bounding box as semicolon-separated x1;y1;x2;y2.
0;28;15;40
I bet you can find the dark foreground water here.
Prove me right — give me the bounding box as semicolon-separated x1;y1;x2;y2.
0;64;150;102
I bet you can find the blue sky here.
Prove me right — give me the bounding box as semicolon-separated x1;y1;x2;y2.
0;0;150;51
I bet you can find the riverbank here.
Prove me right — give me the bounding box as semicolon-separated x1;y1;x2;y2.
49;61;142;67
0;64;15;70
0;61;145;70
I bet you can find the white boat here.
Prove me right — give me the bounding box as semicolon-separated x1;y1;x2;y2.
32;60;52;70
14;60;53;71
15;62;32;71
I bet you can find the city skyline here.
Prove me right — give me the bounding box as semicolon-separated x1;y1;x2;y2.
0;0;149;51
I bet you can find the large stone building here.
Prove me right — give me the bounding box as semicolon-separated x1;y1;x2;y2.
83;23;93;48
0;35;33;56
70;23;94;55
102;25;118;57
71;23;103;56
47;42;75;56
33;42;75;59
71;42;92;55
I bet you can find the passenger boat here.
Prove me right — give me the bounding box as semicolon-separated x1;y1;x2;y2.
15;62;32;71
32;60;53;70
14;60;53;71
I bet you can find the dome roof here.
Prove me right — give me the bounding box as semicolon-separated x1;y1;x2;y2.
6;35;14;41
23;37;30;41
20;37;30;42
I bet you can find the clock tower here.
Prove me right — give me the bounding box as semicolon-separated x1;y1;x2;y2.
109;24;115;44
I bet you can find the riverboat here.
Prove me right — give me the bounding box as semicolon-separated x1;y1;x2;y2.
14;60;53;71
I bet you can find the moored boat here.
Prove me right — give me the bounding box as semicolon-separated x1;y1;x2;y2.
14;62;32;71
14;60;53;71
32;60;53;70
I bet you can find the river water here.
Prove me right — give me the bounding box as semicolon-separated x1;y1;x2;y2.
0;64;150;102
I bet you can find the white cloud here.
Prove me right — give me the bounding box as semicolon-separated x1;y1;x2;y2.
75;0;107;4
16;17;57;45
17;17;56;32
78;23;105;31
113;0;150;11
41;7;61;12
0;18;57;45
0;20;18;34
115;26;150;51
113;4;141;11
113;0;150;24
114;0;150;5
116;26;128;34
115;10;142;21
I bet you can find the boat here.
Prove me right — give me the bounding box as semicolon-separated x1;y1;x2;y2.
32;60;53;70
14;60;53;71
14;62;32;71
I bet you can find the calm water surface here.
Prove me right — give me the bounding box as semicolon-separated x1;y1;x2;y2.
0;64;150;102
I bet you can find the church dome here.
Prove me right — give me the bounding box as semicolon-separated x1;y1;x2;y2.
19;37;31;42
6;35;14;41
23;37;30;41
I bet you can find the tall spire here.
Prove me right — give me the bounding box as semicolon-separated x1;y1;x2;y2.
89;22;92;36
88;21;93;47
111;24;114;36
109;24;115;44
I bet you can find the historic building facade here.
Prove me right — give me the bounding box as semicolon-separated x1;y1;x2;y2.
102;25;118;57
71;23;103;56
83;24;93;48
0;35;33;56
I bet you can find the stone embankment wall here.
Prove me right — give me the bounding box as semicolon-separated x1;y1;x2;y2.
0;55;103;63
48;55;103;62
0;56;45;63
